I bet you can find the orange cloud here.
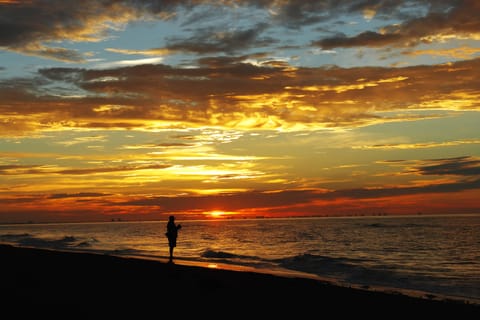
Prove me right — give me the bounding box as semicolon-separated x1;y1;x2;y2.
403;46;480;60
2;178;480;222
0;57;479;136
353;139;480;150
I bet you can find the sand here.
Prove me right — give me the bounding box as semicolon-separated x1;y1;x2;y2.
1;244;478;316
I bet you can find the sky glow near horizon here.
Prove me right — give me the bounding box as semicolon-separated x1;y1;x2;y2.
1;0;479;222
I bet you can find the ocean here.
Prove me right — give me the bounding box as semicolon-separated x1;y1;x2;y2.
1;214;479;304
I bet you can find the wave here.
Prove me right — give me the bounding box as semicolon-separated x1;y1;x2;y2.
360;222;439;229
273;253;480;302
193;250;480;303
0;233;99;250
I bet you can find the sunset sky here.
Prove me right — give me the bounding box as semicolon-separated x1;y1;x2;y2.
1;0;479;222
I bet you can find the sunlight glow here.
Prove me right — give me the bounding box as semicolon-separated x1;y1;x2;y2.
205;210;236;218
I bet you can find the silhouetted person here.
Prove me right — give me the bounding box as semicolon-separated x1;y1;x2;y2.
165;215;181;263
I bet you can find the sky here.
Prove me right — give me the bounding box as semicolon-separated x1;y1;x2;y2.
1;0;479;223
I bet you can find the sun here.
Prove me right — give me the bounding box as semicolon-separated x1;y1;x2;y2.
209;210;226;218
206;210;235;218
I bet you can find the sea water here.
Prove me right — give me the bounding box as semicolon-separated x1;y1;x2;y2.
1;214;479;303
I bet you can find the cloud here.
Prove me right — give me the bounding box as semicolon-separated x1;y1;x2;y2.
0;1;277;61
1;0;477;65
403;46;480;60
353;139;480;150
48;192;109;199
105;48;175;56
8;43;87;63
55;135;107;147
0;163;171;175
2;166;479;219
121;189;321;212
122;142;196;150
1;56;479;136
313;0;480;49
329;178;480;200
162;23;275;55
413;156;480;176
94;57;164;69
0;0;187;61
0;164;54;175
118;175;480;213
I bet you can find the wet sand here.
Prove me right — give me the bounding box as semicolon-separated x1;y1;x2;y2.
1;244;478;316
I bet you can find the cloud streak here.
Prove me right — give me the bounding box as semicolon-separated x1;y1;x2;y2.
0;163;171;175
353;139;480;150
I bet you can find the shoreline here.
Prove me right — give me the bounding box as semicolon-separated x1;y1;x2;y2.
123;252;480;306
1;244;479;315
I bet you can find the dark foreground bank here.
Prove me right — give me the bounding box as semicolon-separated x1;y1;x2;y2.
1;244;478;316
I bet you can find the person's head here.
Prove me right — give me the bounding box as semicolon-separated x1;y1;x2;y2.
169;215;175;222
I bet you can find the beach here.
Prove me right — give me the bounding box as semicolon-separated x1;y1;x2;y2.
1;244;478;316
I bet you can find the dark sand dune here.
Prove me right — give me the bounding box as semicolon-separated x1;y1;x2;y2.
1;244;478;316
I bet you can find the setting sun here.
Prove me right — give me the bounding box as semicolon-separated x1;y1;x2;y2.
206;210;234;218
